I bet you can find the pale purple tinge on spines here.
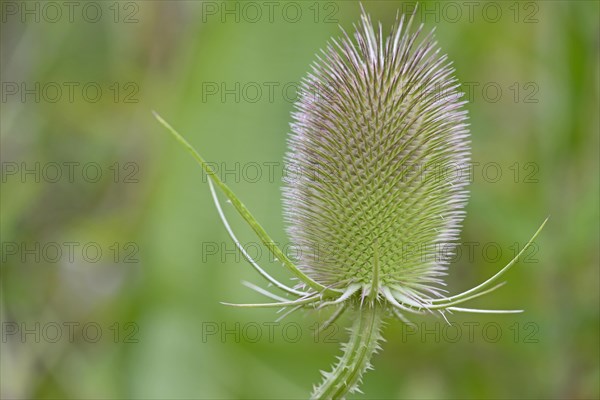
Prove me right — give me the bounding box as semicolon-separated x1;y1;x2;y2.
283;9;470;300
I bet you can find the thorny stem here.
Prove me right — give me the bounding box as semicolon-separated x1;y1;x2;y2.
312;303;385;399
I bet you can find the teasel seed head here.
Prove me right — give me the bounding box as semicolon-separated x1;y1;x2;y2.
155;5;547;399
283;9;470;301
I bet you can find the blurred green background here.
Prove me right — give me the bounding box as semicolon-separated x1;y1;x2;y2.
1;1;598;399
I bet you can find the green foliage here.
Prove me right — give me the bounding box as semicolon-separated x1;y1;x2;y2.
1;1;598;399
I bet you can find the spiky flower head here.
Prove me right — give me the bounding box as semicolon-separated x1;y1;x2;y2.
155;6;547;399
284;9;470;302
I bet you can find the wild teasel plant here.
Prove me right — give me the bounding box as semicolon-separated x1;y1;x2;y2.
155;7;547;399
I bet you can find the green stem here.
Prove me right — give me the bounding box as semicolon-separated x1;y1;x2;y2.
312;303;385;399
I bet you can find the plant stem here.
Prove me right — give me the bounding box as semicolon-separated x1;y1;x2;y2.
312;302;385;399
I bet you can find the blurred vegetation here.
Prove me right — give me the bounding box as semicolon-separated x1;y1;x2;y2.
1;1;598;399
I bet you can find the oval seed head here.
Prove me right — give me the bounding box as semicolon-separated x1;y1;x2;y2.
283;11;470;300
